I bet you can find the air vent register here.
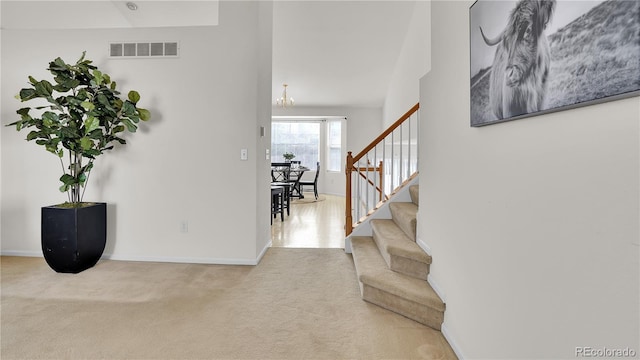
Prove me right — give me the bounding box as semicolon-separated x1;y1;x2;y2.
109;42;179;58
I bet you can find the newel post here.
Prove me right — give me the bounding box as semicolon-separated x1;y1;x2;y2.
345;151;354;236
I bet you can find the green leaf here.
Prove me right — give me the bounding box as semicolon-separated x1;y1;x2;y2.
84;149;101;157
35;80;54;96
88;128;104;139
83;162;94;173
53;84;70;92
42;112;59;127
60;174;75;186
59;184;69;193
60;127;81;139
51;57;68;71
93;69;103;86
26;131;40;141
19;88;37;101
81;101;95;111
45;144;58;154
128;90;140;104
16;108;30;116
112;125;125;134
80;137;93;150
120;118;137;133
84;116;99;134
97;94;109;106
6;121;22;130
138;108;151;121
122;101;136;116
57;77;80;90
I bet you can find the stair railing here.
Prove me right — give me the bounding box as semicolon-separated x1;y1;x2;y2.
345;103;420;236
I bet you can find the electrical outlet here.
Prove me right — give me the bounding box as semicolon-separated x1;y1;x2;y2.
180;221;188;233
240;148;248;160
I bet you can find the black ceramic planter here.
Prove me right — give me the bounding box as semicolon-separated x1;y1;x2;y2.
41;202;107;273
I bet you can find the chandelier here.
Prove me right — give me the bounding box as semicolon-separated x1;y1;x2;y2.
275;84;294;108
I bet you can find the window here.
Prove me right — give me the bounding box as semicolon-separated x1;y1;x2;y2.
327;119;342;172
271;117;344;173
271;121;320;166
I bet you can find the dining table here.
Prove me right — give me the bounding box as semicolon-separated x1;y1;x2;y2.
271;164;309;199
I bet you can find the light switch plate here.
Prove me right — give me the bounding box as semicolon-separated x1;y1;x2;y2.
241;149;248;160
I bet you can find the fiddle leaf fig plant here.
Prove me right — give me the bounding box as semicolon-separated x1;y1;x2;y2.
7;52;150;205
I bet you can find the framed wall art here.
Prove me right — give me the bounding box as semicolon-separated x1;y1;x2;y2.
470;0;640;127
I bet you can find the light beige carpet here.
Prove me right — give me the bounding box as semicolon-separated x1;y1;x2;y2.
1;249;456;359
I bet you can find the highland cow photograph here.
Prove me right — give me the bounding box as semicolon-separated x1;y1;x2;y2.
470;0;640;127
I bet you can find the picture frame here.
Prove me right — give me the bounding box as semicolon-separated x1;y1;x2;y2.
470;0;640;127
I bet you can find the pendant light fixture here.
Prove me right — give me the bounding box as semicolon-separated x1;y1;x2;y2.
275;84;294;108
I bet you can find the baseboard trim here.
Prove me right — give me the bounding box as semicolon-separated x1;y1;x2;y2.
441;323;465;360
0;250;42;258
416;236;431;256
102;253;260;265
256;241;272;263
4;247;271;266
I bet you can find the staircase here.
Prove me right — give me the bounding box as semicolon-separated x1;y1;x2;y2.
350;184;445;330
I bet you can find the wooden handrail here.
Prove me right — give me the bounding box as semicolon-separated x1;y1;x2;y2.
345;104;419;236
352;103;419;162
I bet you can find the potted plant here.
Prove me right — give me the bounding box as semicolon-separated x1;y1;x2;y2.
7;52;150;273
283;152;295;162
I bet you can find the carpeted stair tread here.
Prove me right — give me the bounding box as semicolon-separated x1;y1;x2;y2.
352;237;442;310
371;219;430;264
389;202;418;241
351;236;445;329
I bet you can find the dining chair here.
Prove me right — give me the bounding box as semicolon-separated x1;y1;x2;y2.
270;186;285;224
298;161;320;200
271;182;292;216
271;162;291;182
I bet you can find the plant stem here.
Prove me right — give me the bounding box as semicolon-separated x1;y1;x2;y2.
80;159;94;203
68;151;73;202
59;155;70;203
74;152;81;203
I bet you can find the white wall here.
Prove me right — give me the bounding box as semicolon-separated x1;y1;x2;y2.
272;105;382;196
255;1;274;259
420;1;640;358
382;0;430;127
1;2;273;264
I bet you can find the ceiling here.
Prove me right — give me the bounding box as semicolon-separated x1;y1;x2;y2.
0;0;416;108
0;1;220;29
272;1;415;108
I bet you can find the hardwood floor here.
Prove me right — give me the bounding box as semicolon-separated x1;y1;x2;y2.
271;193;346;248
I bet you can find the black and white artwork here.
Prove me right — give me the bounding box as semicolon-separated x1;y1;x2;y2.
470;0;640;127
